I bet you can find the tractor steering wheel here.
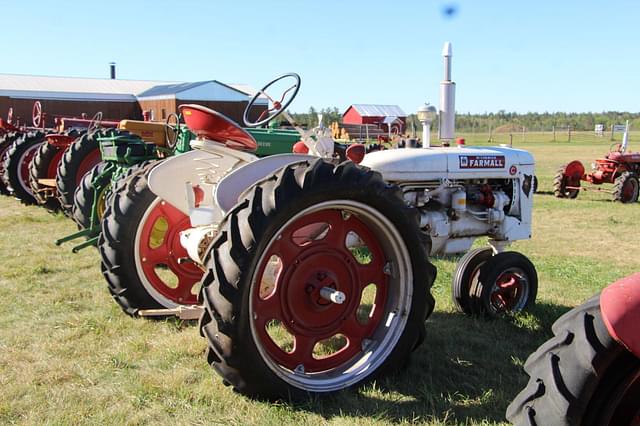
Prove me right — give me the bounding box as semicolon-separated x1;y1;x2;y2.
165;112;180;150
32;101;43;128
243;73;300;128
87;111;103;133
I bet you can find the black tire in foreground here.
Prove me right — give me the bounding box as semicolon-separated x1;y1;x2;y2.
613;171;639;203
56;130;100;216
0;132;22;195
1;131;46;204
99;161;203;316
506;294;640;425
199;159;436;400
72;162;110;231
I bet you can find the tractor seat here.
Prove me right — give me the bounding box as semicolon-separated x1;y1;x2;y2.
179;104;257;152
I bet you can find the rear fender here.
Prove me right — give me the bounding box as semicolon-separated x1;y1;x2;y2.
215;154;316;213
601;272;640;358
147;147;256;215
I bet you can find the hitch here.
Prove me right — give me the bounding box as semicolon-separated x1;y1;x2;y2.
137;305;204;320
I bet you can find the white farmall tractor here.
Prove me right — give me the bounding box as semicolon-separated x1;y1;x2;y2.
147;42;538;399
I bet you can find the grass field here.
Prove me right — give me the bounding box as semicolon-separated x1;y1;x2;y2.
1;138;639;425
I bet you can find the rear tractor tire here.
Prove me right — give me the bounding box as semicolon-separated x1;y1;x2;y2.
199;159;436;400
72;162;111;232
506;293;640;425
56;131;102;216
99;162;203;316
28;130;81;210
0;132;22;195
613;172;639;203
1;131;47;204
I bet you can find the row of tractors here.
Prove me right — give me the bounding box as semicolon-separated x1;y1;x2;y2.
1;50;637;423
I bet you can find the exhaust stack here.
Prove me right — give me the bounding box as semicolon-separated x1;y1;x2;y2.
438;42;456;142
109;62;116;80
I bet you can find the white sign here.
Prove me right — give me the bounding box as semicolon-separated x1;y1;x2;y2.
613;124;627;132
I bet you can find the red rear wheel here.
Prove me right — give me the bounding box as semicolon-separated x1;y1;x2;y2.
135;199;201;306
100;162;204;316
252;207;389;373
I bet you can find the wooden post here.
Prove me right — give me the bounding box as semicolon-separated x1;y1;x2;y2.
522;126;525;142
509;133;513;146
610;124;615;141
568;126;572;142
488;123;493;142
552;125;556;142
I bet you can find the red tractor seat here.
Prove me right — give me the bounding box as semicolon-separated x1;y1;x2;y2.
179;104;257;152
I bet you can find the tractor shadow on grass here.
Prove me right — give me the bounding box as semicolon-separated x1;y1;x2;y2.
299;302;572;423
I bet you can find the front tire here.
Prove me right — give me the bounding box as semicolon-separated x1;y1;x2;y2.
199;159;436;400
506;294;640;425
451;247;493;315
471;251;537;317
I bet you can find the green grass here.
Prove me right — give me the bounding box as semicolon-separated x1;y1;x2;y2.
1;138;639;425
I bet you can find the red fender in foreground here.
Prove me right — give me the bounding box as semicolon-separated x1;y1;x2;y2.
601;272;640;357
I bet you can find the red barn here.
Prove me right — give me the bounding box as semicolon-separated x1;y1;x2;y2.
342;104;407;134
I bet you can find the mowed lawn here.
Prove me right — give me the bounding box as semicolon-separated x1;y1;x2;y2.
1;137;639;425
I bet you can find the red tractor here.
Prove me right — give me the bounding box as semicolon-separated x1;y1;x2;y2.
507;272;640;425
554;123;640;203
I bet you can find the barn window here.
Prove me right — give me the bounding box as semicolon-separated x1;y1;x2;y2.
161;108;166;119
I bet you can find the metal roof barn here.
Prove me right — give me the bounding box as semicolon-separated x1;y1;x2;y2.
0;74;264;127
342;104;407;134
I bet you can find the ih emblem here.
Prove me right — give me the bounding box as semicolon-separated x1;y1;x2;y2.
459;155;506;169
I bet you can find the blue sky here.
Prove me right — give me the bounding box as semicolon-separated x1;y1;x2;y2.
3;0;638;114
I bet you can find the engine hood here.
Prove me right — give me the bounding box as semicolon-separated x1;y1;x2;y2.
361;145;534;181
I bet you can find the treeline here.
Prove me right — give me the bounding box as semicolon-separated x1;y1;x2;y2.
289;107;640;132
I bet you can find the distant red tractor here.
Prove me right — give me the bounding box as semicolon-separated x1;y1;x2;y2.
554;124;640;203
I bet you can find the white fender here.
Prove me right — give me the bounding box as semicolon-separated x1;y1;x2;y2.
215;153;317;213
148;144;257;215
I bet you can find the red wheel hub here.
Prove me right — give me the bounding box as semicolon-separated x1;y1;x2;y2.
138;200;202;305
490;272;523;312
252;209;388;373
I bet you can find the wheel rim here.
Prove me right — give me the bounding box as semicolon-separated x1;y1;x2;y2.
622;179;638;202
18;142;42;195
135;198;202;307
488;267;530;314
601;367;640;425
75;148;102;185
250;200;412;392
47;147;66;178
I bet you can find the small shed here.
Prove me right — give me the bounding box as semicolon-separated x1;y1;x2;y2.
342;104;407;134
